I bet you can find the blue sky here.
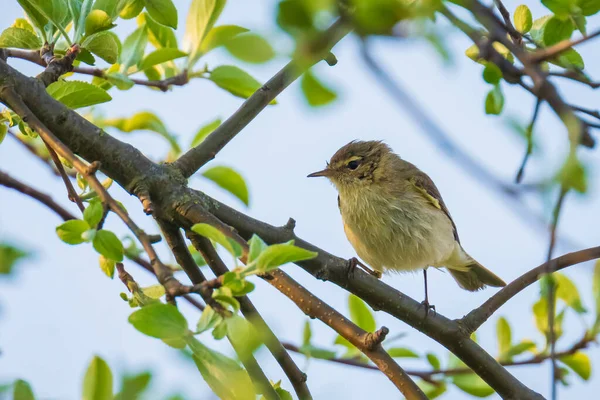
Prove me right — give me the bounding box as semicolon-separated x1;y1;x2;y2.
1;1;599;399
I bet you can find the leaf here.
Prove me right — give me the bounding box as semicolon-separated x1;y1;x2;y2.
120;0;145;19
201;25;248;54
121;25;148;71
98;255;115;279
485;85;504;115
0;27;41;49
506;340;537;357
255;243;318;273
190;118;221;147
191;223;242;257
82;31;121;64
186;336;255;400
418;380;447;399
556;153;587;193
226;315;262;362
184;0;227;67
93;230;124;262
452;373;495;397
0;124;6;145
12;379;34;400
0;243;29;275
129;303;188;338
554;273;586;313
56;219;91;244
139;48;187;70
85;9;114;36
543;16;574;46
115;372;151;400
16;0;49;36
25;0;69;31
386;347;419;358
541;0;573;18
47;81;112;109
496;317;512;357
224;33;275;63
12;18;36;33
144;12;177;48
145;0;178;29
533;297;564;341
426;353;441;370
579;0;600;16
482;63;502;85
93;0;124;19
513;5;533;33
302;320;312;346
84;199;104;228
196;305;222;333
247;234;267;264
209;65;271;101
560;352;591;380
82;356;113;400
554;48;585;69
348;294;376;332
301;70;337;107
104;73;135;90
202;165;249;206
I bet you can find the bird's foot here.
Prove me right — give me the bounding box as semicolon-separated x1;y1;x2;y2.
347;257;381;279
420;300;436;317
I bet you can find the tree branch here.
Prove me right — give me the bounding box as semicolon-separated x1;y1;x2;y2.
461;246;600;333
530;29;600;63
173;19;351;178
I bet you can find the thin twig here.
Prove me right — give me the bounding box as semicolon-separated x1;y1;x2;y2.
530;29;600;63
43;141;85;212
516;98;542;183
549;71;600;89
493;0;522;45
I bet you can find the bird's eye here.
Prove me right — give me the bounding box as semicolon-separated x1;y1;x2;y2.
347;160;360;170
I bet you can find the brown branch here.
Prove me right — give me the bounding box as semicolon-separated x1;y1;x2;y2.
461;245;600;332
44;142;85;212
4;48;188;92
0;169;77;221
173;19;352;178
37;43;80;87
515;98;542;183
7;129;75;177
493;0;522;45
530;29;600;63
549;71;600;89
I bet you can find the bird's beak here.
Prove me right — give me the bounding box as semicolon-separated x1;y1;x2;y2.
307;168;330;178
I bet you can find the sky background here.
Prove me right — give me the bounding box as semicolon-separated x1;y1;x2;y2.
1;0;599;399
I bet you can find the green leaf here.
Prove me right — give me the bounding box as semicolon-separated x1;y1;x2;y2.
82;356;113;400
554;48;585;69
0;243;29;275
0;124;6;145
348;294;376;332
556;153;587;193
25;0;69;30
209;65;272;102
255;243;318;273
142;284;165;299
572;12;587;35
513;5;533;33
506;340;537;357
120;0;145;19
226;315;262;362
0;27;42;49
541;0;574;18
129;303;188;338
452;374;495;397
144;12;177;48
485;85;504;115
82;31;121;64
17;0;49;37
190;118;221;147
386;347;419;358
186;336;256;400
202;165;249;206
144;0;178;29
579;0;600;16
418;380;447;399
196;305;223;333
104;73;135;90
302;320;312;346
115;372;151;400
533;297;564;341
542;16;574;46
482;63;502;85
554;273;586;313
190;223;242;257
426;353;441;370
139;48;187;70
12;379;34;400
247;234;267;265
162;336;187;349
301;70;337;107
560;352;591;380
201;25;248;54
184;0;227;67
70;0;93;42
85;9;114;36
271;381;293;400
12;18;36;33
98;255;115;279
224;33;275;63
93;0;124;19
121;25;148;71
47;80;112;109
56;219;91;244
93;230;124;262
84;199;104;228
496;316;512;357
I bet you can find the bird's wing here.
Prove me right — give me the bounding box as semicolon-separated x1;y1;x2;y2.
408;172;460;243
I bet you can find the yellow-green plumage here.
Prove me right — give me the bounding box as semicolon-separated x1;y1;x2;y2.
309;140;506;291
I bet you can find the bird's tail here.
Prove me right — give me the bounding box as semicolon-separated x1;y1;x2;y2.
447;247;506;291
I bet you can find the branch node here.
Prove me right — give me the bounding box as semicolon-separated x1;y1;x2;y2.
365;326;389;350
148;234;162;243
283;217;296;232
86;160;101;175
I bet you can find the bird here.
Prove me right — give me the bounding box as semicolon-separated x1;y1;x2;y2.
307;140;506;311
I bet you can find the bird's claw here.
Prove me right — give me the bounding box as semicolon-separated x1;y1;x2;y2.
347;257;381;278
421;300;436;317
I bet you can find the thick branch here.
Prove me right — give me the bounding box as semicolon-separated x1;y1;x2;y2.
462;246;600;332
174;20;351;177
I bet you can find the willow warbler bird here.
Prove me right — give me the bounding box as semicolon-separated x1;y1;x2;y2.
308;140;506;308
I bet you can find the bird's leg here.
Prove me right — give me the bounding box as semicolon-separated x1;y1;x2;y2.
347;257;382;278
421;269;436;316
